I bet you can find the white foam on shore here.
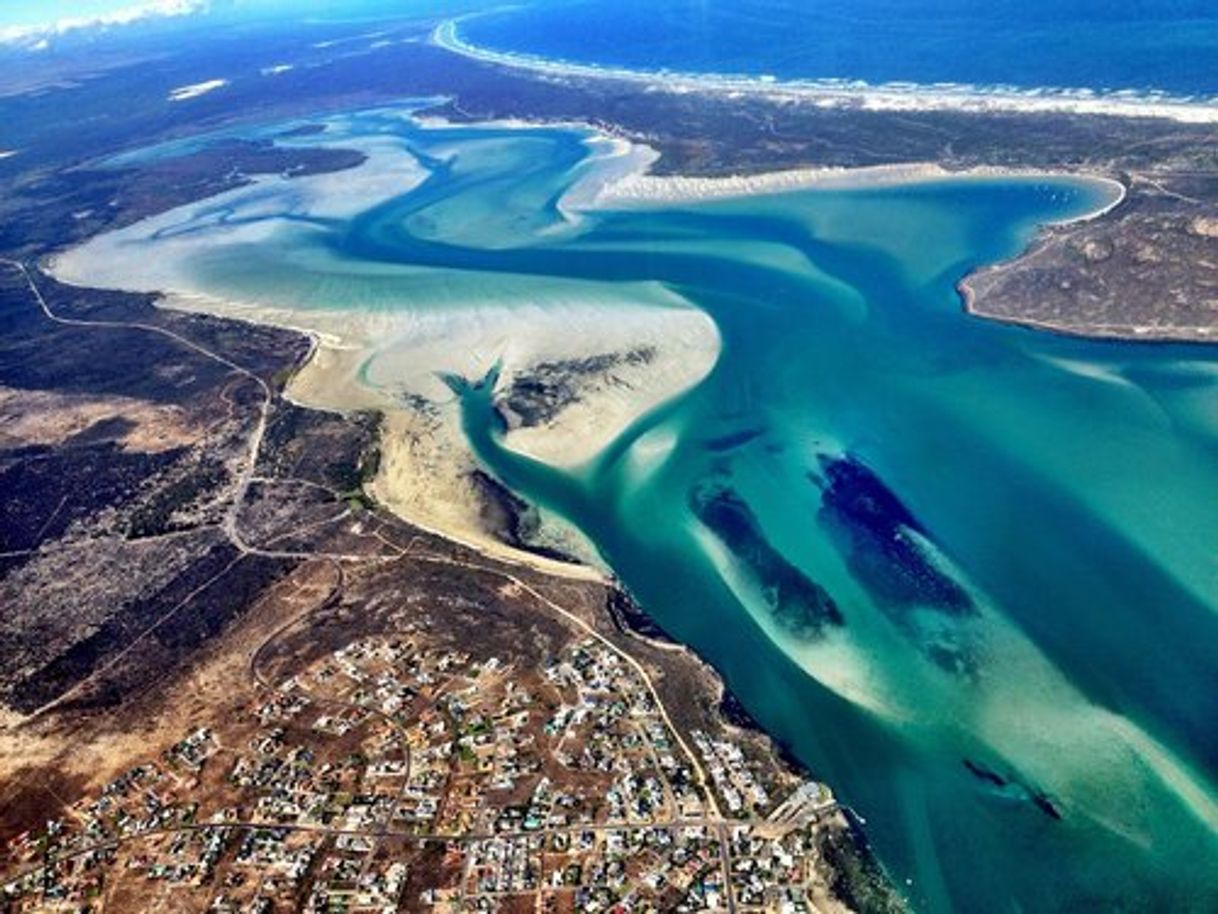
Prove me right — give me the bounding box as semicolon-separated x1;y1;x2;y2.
434;18;1218;125
168;78;228;102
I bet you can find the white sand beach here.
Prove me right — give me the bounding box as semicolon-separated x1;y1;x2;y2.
578;158;1127;214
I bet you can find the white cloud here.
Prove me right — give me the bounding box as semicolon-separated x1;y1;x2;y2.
0;0;210;47
168;77;227;100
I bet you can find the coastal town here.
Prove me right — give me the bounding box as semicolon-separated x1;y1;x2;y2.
2;624;849;913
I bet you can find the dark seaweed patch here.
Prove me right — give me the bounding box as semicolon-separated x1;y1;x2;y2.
963;759;1063;822
815;454;974;616
963;758;1009;788
690;483;843;637
467;469;583;567
1032;792;1063;821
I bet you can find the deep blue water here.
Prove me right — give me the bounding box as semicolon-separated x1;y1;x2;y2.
464;0;1218;98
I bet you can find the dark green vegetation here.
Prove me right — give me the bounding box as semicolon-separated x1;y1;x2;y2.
818;822;912;914
260;402;383;511
605;584;675;645
0;270;294;566
126;458;229;539
0;263;306;713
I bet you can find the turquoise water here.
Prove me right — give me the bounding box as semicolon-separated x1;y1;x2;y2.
80;112;1218;912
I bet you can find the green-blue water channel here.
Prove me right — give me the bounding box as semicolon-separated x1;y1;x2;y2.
136;110;1218;912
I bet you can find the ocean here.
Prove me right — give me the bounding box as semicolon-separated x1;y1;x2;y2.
53;107;1218;912
461;0;1218;103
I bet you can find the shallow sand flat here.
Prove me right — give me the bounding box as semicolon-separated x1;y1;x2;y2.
47;105;722;575
359;298;720;467
155;291;712;575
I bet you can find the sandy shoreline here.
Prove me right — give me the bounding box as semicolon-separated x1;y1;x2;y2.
433;18;1218;125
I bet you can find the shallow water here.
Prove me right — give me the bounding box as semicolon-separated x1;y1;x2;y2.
63;110;1218;912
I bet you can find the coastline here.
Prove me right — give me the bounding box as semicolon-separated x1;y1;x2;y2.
957;280;1218;343
433;18;1218;125
143;293;624;584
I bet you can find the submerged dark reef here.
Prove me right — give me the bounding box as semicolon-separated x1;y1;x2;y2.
690;482;844;638
963;759;1063;821
814;455;974;616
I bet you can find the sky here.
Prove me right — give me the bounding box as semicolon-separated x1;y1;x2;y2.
0;0;483;43
0;0;203;27
0;0;214;45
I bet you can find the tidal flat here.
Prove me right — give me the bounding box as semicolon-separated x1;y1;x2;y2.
50;106;1218;913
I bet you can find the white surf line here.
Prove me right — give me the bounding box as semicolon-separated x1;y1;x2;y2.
433;18;1218;125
